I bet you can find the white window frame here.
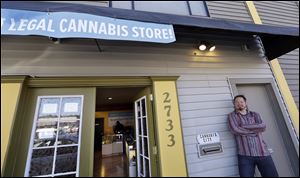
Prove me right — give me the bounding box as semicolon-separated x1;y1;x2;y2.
25;95;84;177
135;96;151;177
44;1;109;7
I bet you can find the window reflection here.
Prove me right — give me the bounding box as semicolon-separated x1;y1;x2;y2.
61;97;82;118
34;120;58;148
29;148;54;176
55;146;78;173
58;120;80;145
38;98;60;118
28;96;82;177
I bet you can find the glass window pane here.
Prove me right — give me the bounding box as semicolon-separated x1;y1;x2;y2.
139;136;143;155
138;119;142;135
144;158;150;177
38;98;60;119
60;97;82;119
54;174;76;177
29;148;54;176
50;1;109;7
54;146;78;173
141;99;146;117
137;101;141;117
34;120;58;148
58;120;80;145
189;1;209;16
135;1;190;15
144;138;148;157
143;117;147;136
139;155;144;175
112;1;132;10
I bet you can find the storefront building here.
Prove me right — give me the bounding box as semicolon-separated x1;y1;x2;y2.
1;1;299;177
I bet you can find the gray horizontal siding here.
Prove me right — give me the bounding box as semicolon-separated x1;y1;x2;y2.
206;1;253;23
1;35;275;177
254;1;299;108
278;49;300;108
254;1;299;27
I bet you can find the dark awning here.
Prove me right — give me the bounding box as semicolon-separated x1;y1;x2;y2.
2;1;299;60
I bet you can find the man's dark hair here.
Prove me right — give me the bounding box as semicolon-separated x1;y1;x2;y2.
233;95;247;102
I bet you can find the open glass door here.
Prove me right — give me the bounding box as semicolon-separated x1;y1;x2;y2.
135;96;151;177
25;96;84;177
19;87;96;177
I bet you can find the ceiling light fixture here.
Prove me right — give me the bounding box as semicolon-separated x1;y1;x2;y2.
198;41;216;52
199;44;207;51
209;45;216;52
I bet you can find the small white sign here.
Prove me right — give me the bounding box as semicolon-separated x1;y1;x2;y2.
64;103;79;113
37;128;56;139
42;103;58;114
197;132;220;145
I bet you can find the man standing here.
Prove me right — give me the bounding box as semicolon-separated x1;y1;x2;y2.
113;121;125;134
228;95;279;177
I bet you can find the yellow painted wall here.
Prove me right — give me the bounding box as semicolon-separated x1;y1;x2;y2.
95;111;113;135
270;60;299;136
153;80;188;177
1;83;22;174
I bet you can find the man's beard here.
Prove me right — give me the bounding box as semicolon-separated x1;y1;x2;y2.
237;107;246;111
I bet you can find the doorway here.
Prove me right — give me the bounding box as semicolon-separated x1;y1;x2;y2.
4;76;176;177
93;87;157;177
229;78;299;177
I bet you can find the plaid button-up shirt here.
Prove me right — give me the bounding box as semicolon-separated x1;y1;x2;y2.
228;110;270;157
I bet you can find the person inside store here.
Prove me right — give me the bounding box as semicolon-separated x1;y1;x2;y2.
113;121;125;134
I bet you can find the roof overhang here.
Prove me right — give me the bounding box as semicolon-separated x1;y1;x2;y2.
2;1;299;60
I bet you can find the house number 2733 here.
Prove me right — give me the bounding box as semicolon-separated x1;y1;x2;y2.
163;92;175;147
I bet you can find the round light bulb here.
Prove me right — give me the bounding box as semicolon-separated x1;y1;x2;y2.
209;45;216;52
199;44;207;51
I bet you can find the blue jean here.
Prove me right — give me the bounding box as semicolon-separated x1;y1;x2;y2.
238;154;279;177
